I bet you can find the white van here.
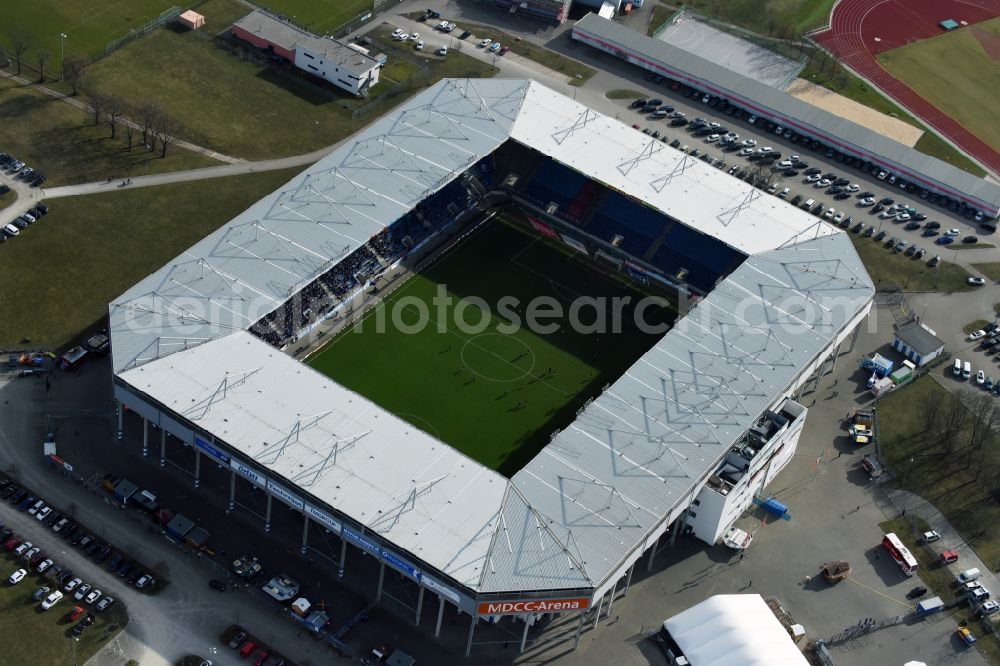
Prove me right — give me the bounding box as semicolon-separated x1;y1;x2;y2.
954;359;962;377
963;361;972;380
802;198;815;210
958;568;982;584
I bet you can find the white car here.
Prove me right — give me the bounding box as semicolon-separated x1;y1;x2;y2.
846;183;859;192
22;547;39;561
479;38;492;47
391;28;403;39
977;370;986;385
64;577;82;593
4;223;20;237
437;45;448;56
969;329;986;341
14;542;32;557
766;184;778;194
823;208;835;219
774;125;784;134
415;40;424;50
981;600;1000;616
705;134;719;143
28;500;44;515
804;174;821;183
815;178;832;188
739;147;754;156
40;590;63;610
74;583;92;601
968;277;986;286
85;588;102;604
36;506;52;521
779;187;790;198
36;559;53;573
437;20;449;30
833;212;845;223
946;228;960;236
8;568;27;585
923;530;941;543
747;114;757;123
896;213;911;222
742;138;756;147
709;121;721;129
859;197;875;206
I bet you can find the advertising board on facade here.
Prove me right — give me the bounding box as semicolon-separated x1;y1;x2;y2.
477;597;590;616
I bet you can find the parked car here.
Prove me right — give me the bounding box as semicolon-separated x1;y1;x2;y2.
40;590;64;610
8;568;27;585
229;631;249;649
95;595;115;612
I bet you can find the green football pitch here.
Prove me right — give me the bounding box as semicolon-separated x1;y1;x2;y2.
307;215;677;477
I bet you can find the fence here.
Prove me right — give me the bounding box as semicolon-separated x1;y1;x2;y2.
104;6;183;58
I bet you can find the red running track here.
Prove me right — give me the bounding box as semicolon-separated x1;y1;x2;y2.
813;0;1000;178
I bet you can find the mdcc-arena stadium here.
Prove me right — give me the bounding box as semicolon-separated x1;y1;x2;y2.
108;78;874;656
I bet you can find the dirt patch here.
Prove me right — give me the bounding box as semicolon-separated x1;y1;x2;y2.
785;78;924;146
971;25;1000;60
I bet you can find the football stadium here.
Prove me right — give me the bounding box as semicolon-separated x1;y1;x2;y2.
109;78;874;655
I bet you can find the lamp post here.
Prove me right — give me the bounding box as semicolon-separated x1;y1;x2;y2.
59;33;67;80
145;144;150;176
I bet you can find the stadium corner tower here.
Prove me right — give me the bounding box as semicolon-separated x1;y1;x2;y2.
109;79;873;654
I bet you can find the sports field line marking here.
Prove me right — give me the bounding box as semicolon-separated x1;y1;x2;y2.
460;333;536;383
395;300;578;399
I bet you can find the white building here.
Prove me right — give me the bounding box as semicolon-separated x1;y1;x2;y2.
294;34;380;96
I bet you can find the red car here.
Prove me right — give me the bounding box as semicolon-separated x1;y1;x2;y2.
253;650;269;666
239;640;257;659
498;45;509;56
65;606;84;622
3;536;21;551
940;549;960;564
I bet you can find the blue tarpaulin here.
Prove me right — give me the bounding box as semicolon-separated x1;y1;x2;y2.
760;498;787;517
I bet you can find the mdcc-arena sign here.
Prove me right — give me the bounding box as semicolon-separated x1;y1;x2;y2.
477;597;590;615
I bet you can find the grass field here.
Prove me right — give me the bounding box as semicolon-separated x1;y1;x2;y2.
79;2;493;159
677;0;837;37
0;167;303;351
0;550;128;666
0;0;178;61
878;376;1000;570
308;216;675;476
973;263;1000;281
0;77;219;186
0;188;15;212
849;235;973;292
878;18;1000;157
253;0;373;35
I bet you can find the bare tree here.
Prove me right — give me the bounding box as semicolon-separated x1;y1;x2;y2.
939;388;971;442
966;393;999;477
9;34;28;76
154;114;180;157
138;102;161;147
84;90;106;126
63;56;88;96
919;386;943;434
104;95;125;139
748;164;773;189
36;49;51;82
123;120;136;151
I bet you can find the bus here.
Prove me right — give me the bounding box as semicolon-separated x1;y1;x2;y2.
882;533;918;576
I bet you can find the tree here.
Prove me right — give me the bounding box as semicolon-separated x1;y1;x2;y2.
748;164;773;189
966;393;999;478
154;114;180;158
138;102;161;147
104;95;125;139
36;49;51;83
85;90;106;126
63;56;88;96
9;34;28;76
123;119;136;151
919;386;942;434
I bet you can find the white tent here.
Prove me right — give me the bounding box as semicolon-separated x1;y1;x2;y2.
662;594;809;666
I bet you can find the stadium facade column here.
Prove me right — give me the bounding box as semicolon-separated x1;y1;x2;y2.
300;515;309;555
142;416;149;457
376;561;386;602
464;614;477;657
116;401;123;440
623;563;635;595
646;534;660;572
159;428;166;468
414;585;425;625
573;611;586;648
592;591;606;629
519;615;530;653
829;340;843;373
194;449;201;489
434;595;446;636
228;469;236;512
264;494;272;534
848;322;861;353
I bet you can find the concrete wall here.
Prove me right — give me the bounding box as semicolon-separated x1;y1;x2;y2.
231;26;295;61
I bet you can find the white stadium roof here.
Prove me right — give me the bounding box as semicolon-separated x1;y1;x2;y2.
112;78;873;595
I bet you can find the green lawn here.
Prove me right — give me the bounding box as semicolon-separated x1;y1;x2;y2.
0;77;219;186
878;18;1000;158
964;319;990;334
0;188;15;211
0;550;128;666
308;216;676;476
0;167;304;351
973;263;1000;281
78;3;492;159
403;15;597;85
252;0;374;35
878;377;1000;570
648;3;676;36
606;89;644;99
677;0;837;37
849;234;973;292
0;0;178;61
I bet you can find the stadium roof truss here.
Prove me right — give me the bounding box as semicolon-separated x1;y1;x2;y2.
112;78;873;597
